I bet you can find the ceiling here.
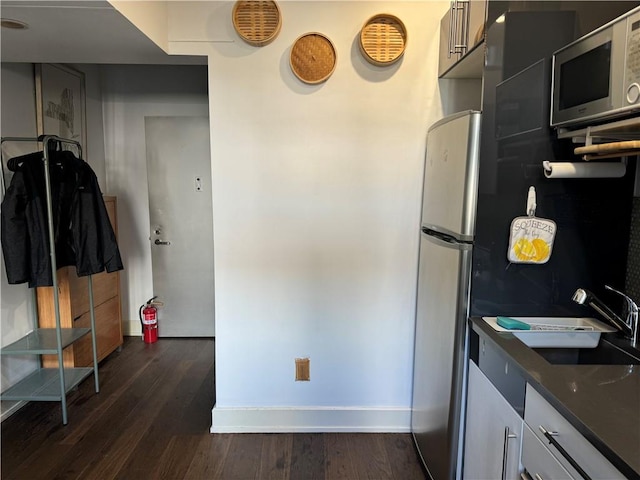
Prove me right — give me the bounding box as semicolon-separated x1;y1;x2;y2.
0;1;206;64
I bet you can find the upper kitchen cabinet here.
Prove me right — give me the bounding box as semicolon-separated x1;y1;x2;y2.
439;0;488;78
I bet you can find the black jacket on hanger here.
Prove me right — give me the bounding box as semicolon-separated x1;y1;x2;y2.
1;149;123;287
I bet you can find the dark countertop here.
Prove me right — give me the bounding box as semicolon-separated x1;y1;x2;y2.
469;316;640;480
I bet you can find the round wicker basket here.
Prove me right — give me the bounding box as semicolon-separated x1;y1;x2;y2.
359;14;407;66
232;0;282;47
290;32;337;84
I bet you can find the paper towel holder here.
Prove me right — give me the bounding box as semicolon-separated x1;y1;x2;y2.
542;160;627;179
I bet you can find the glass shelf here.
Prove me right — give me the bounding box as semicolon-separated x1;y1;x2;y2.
0;367;94;401
0;328;91;355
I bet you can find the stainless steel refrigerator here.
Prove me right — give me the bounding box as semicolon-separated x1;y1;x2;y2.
411;111;481;480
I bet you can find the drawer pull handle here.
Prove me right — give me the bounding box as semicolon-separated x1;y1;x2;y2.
539;425;593;480
501;426;518;480
448;1;455;58
538;425;558;436
457;0;470;54
534;474;544;480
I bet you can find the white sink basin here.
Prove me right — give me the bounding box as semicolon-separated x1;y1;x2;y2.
482;316;617;348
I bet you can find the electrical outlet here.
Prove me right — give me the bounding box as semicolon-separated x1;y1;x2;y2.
295;357;310;381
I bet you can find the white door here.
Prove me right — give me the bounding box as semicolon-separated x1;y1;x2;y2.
145;116;215;337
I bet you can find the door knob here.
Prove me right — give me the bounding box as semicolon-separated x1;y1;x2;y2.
154;239;171;245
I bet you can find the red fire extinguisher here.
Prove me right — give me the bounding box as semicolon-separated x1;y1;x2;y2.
139;296;160;344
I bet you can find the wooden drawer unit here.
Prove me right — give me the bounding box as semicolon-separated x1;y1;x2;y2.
68;269;118;320
37;196;123;368
71;296;121;367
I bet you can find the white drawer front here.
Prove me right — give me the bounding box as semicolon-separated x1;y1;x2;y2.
525;385;624;479
522;424;575;480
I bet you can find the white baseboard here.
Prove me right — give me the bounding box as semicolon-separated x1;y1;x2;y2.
123;320;142;337
210;405;411;433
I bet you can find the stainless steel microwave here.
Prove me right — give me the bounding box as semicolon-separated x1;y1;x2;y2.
551;6;640;128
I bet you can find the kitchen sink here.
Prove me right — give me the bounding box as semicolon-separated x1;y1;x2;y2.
533;337;640;365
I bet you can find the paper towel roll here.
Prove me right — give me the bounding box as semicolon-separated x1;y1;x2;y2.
543;161;626;179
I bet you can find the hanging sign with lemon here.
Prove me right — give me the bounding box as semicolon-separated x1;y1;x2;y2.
507;187;556;264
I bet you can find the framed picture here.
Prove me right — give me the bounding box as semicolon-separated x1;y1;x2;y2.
35;63;87;155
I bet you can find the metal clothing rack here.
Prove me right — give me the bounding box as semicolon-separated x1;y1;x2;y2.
0;135;100;425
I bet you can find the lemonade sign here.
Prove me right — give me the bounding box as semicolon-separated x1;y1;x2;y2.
507;187;556;264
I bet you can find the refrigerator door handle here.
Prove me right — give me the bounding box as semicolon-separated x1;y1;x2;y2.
422;223;473;242
422;227;472;250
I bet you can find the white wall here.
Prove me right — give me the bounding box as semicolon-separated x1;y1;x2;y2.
162;0;451;431
76;64;108;187
0;62;106;420
101;64;209;335
108;1;169;51
0;63;40;420
2;0;457;431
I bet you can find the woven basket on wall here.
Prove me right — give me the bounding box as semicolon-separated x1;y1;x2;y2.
290;32;337;84
359;14;407;66
232;0;282;46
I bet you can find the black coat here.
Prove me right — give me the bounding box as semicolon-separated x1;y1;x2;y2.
1;149;123;287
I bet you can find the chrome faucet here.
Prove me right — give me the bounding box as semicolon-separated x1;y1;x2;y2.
572;285;638;346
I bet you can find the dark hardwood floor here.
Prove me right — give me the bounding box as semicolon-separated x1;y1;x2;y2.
1;337;426;479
